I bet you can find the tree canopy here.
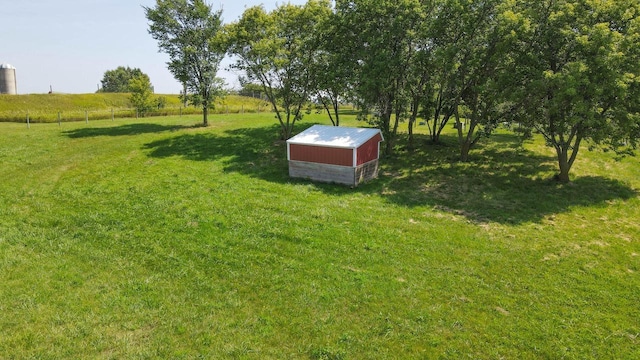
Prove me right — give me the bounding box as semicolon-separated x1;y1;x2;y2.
99;66;148;93
505;0;640;182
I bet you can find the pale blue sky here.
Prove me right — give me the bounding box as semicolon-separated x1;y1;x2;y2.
2;1;308;94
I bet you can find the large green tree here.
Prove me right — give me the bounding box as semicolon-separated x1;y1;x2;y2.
227;0;331;139
415;0;463;145
145;0;227;126
99;66;147;93
405;3;437;150
446;0;513;161
308;7;356;127
508;0;640;182
334;0;424;155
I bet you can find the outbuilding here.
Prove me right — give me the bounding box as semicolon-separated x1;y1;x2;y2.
286;125;384;186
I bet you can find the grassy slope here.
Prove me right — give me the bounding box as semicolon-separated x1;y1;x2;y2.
0;93;268;122
0;114;638;359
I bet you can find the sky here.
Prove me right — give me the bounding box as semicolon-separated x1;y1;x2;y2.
2;0;308;94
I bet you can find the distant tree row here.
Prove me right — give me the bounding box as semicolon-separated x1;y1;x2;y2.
98;66;147;93
98;66;163;116
144;0;640;182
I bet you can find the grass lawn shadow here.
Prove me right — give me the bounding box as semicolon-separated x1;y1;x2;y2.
63;123;199;138
143;124;291;182
372;133;638;224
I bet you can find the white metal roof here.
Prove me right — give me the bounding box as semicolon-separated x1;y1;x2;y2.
287;125;383;149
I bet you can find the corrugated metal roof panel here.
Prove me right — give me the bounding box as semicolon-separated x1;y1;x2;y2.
286;125;383;149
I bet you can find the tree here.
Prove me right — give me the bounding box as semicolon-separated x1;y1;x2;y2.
308;7;355;127
145;0;227;126
419;0;505;150
99;66;146;93
227;0;332;139
508;0;640;182
448;0;513;161
129;74;155;116
405;1;438;149
334;0;424;154
237;76;265;99
415;0;462;145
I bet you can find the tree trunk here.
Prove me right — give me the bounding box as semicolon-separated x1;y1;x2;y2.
553;131;582;183
280;112;295;140
183;83;188;108
407;97;419;151
460;141;472;162
555;147;571;183
382;111;394;155
392;108;401;151
333;98;340;127
280;120;291;140
458;111;478;162
429;89;444;143
459;127;472;162
282;125;293;140
408;119;415;151
384;130;394;155
430;109;454;144
430;110;440;143
203;106;208;127
320;95;338;126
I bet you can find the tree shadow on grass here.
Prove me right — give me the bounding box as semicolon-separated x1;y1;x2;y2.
143;124;291;182
371;133;638;224
142;125;637;225
63;123;199;138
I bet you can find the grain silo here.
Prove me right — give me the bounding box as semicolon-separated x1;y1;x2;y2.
0;64;17;95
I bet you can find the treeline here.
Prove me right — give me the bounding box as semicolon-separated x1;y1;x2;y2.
223;0;640;182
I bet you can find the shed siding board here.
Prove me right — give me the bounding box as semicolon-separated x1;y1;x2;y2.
356;133;383;165
289;161;355;185
289;159;380;186
356;159;380;184
289;144;353;166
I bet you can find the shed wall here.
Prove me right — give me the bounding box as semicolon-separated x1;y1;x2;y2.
356;133;383;165
289;144;353;166
289;161;355;185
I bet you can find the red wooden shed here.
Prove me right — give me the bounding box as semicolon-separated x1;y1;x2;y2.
286;125;384;186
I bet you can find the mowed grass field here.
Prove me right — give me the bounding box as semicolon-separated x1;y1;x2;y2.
0;112;639;359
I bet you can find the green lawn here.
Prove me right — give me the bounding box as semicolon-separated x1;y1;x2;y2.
0;113;638;359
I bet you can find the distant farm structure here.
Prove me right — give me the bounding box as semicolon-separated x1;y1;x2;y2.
0;64;17;95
